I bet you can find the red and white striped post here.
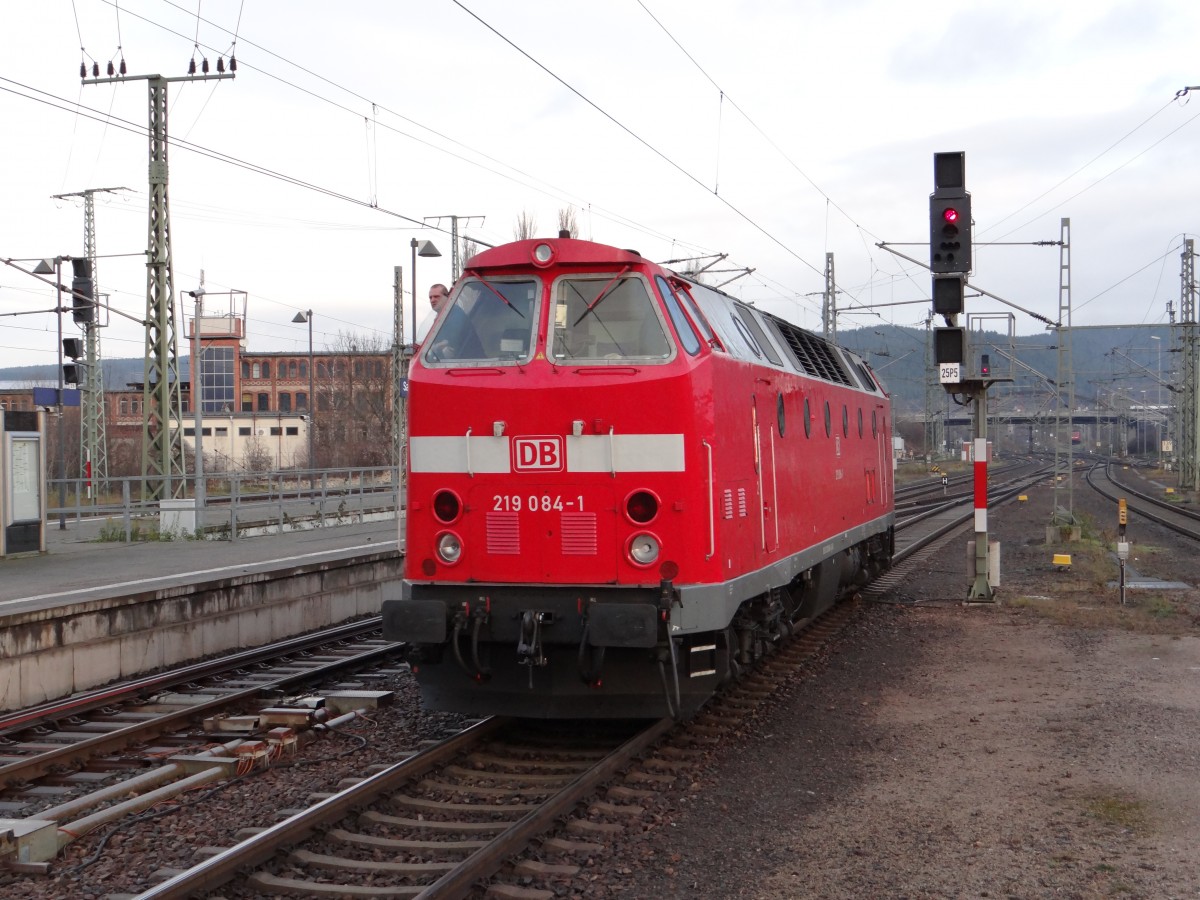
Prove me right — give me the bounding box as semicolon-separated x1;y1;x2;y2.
973;438;987;532
967;393;994;602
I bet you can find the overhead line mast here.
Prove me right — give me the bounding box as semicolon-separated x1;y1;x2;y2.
1181;238;1199;491
82;68;235;501
50;186;128;496
1053;218;1075;527
425;215;485;281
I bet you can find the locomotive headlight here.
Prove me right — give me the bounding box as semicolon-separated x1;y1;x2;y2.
624;489;659;525
436;531;463;565
433;490;462;524
627;532;661;566
531;242;555;267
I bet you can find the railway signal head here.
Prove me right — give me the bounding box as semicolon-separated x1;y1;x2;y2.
932;274;965;320
930;194;972;274
70;258;95;324
934;326;966;365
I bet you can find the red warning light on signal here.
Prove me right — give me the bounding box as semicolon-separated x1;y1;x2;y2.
942;207;960;224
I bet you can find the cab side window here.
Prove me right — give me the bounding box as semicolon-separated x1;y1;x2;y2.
655;276;701;356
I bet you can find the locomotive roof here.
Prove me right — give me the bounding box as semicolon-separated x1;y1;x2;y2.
458;237;882;395
464;238;647;270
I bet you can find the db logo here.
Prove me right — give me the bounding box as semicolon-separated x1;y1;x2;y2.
513;436;564;472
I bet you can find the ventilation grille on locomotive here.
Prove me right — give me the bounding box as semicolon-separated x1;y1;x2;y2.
765;315;853;386
560;512;598;555
486;511;520;555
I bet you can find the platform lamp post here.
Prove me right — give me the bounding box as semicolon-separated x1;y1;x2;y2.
187;286;206;516
409;239;442;349
33;257;67;529
403;240;440;499
1140;390;1147;456
1151;335;1163;467
292;310;315;480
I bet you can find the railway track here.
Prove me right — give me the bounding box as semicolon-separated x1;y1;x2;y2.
0;620;405;869
2;464;1051;896
136;603;862;900
894;459;1039;516
895;463;1050;551
122;462;1036;900
135;716;671;898
1087;461;1200;540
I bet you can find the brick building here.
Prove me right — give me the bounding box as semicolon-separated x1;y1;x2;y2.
0;309;393;476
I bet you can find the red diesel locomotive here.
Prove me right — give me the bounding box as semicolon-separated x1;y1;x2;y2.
383;237;894;718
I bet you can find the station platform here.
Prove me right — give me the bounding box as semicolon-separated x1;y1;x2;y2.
0;517;405;712
0;516;401;614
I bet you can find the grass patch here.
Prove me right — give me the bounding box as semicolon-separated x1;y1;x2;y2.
1006;593;1195;634
1085;794;1150;834
1142;594;1176;619
93;517;204;542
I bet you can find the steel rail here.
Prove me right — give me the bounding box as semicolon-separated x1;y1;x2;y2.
0;617;385;735
133;715;673;900
1088;463;1200;541
416;717;673;898
0;628;399;787
893;467;1052;565
1103;461;1200;523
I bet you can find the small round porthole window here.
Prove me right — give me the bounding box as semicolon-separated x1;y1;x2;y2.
858;408;863;438
872;410;878;437
842;405;849;437
804;398;812;438
777;393;786;437
823;401;831;437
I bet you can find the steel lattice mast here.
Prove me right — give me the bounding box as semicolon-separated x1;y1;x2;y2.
140;76;185;500
1052;218;1074;525
1180;238;1198;491
425;214;484;281
822;252;836;340
83;70;234;500
52;187;126;495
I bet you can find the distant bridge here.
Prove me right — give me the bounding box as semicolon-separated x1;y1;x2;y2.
941;412;1129;427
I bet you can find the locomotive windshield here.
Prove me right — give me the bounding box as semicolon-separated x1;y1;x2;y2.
551;275;673;363
422;278;538;365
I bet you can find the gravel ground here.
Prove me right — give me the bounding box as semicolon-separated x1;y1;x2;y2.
606;463;1200;899
7;461;1200;900
2;675;473;900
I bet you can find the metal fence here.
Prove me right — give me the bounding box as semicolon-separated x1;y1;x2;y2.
46;466;400;542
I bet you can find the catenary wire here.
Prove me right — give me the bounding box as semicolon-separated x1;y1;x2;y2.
109;0;724;266
449;0;827;281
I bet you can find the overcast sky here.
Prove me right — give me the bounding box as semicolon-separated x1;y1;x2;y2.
1;0;1197;370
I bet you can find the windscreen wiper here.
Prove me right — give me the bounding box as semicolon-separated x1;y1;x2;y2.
462;272;526;318
572;266;631;327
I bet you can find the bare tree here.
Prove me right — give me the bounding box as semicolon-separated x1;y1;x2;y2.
513;209;538;241
557;205;579;238
462;238;483;264
242;436;272;473
315;330;393;468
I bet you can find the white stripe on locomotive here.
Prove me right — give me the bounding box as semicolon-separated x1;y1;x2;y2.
409;433;686;474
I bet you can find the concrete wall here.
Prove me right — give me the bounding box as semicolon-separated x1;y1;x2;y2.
0;550;403;711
